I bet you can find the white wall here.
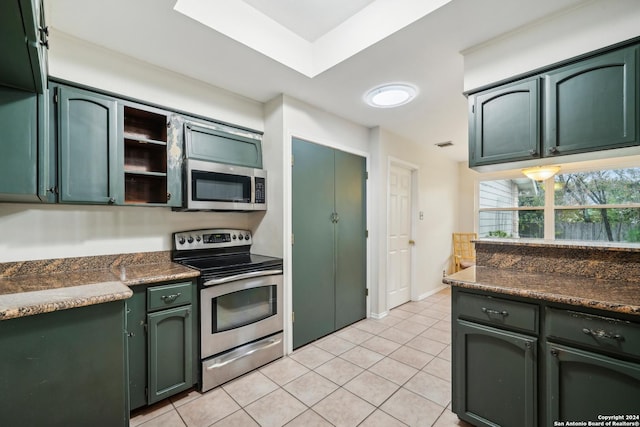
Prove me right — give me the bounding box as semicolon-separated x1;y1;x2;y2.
0;32;267;263
370;127;459;317
463;0;640;92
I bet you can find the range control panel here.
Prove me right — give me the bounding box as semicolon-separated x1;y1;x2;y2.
173;229;252;250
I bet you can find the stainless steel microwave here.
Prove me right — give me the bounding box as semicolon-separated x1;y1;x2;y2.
182;158;266;211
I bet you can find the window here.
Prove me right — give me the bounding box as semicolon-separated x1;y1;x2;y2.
478;179;544;238
479;166;640;243
554;168;640;242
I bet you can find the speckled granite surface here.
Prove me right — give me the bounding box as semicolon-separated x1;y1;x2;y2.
444;266;640;316
0;251;200;321
476;240;640;283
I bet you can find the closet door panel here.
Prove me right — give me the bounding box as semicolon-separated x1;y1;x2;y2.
334;150;367;330
292;138;336;349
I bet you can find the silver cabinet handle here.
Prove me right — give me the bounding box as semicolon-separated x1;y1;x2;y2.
482;307;509;317
203;269;283;286
582;328;625;342
206;337;282;370
161;293;181;303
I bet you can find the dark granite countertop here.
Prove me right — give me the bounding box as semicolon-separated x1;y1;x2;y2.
475;238;640;252
443;266;640;317
0;254;200;321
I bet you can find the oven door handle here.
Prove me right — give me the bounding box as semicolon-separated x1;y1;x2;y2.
205;336;283;370
203;269;283;286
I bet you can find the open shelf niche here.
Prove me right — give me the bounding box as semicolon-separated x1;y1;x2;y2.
123;106;169;204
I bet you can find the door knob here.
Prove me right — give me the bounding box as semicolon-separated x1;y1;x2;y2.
409;240;416;245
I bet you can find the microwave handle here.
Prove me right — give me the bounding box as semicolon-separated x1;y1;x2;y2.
203;269;283;286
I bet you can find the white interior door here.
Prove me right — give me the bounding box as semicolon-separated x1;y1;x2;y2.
387;164;413;309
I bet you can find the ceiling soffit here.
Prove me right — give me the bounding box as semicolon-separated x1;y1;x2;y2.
173;0;452;78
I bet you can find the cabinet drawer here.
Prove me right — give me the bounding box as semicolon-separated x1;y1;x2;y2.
546;308;640;358
147;282;193;311
457;292;539;334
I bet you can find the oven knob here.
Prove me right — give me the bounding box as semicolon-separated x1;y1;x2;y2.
178;237;185;245
238;234;244;240
196;235;201;242
232;234;237;240
245;234;250;240
187;236;194;244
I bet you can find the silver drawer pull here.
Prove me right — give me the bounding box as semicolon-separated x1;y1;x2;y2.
482;307;509;317
582;328;625;342
161;293;181;303
206;337;282;370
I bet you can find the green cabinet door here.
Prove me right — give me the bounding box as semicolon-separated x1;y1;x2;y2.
56;85;122;204
147;305;194;404
543;45;639;156
546;343;640;424
0;0;48;94
0;302;128;426
469;78;540;167
0;86;51;202
126;289;147;411
334;149;367;330
292;138;337;349
185;121;263;168
454;320;537;427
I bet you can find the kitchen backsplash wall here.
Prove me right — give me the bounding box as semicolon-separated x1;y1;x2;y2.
0;203;253;262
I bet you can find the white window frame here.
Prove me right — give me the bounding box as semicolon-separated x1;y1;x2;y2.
475;155;640;241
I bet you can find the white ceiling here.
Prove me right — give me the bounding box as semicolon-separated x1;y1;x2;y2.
240;0;377;42
46;0;592;162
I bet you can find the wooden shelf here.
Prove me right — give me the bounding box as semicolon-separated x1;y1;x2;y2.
123;106;169;204
125;174;167;204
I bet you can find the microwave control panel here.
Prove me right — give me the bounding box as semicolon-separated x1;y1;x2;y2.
255;177;266;204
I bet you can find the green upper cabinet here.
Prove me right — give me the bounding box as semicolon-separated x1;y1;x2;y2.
55;84;121;204
0;0;48;93
543;45;639;157
0;85;51;202
185;122;263;169
51;82;183;207
468;41;640;169
120;102;182;207
469;78;540;167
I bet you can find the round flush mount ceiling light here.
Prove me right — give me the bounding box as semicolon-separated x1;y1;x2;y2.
364;83;418;108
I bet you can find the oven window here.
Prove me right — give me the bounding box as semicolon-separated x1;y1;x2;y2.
212;285;277;332
192;171;251;202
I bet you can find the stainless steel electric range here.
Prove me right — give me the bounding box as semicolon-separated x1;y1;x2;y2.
172;228;283;392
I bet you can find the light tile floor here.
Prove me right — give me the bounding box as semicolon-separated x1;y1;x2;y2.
130;287;472;427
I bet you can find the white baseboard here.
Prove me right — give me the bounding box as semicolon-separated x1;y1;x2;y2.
370;310;389;319
414;284;448;301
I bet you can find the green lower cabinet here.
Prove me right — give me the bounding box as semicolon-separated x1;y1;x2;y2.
546;343;640;424
0;301;128;427
454;319;537;427
127;281;197;411
127;288;148;410
148;305;193;404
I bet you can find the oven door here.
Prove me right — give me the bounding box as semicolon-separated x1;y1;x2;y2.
200;272;283;359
